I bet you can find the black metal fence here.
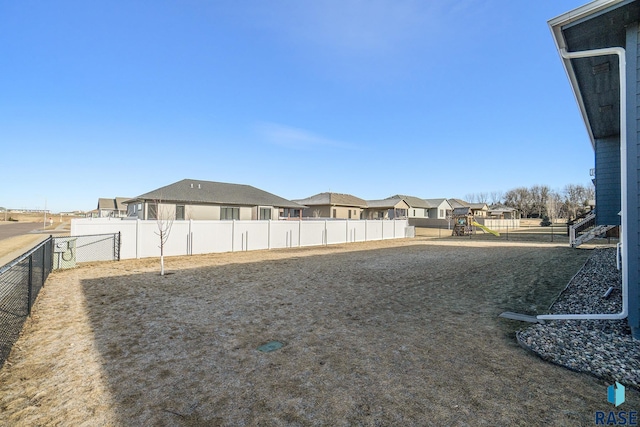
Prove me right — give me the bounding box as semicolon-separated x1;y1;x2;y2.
0;237;52;367
0;232;120;368
52;233;120;269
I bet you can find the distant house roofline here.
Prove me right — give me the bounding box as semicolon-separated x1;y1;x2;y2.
127;179;304;209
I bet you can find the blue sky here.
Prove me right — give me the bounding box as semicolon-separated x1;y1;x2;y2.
1;0;594;212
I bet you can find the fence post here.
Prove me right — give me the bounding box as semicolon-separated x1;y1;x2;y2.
325;220;328;246
136;219;141;259
27;254;33;316
345;220;349;243
118;231;121;261
41;241;46;286
48;235;53;273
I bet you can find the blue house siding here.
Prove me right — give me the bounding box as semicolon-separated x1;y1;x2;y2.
626;23;640;337
595;136;621;225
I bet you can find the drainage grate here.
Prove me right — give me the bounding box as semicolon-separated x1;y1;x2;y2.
257;341;284;352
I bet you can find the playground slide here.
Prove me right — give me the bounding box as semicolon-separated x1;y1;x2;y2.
472;221;500;237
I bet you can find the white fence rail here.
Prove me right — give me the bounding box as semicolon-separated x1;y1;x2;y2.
475;218;520;231
71;219;411;260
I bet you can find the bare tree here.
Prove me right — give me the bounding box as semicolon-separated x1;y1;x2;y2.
545;191;562;224
476;192;489;204
530;185;551;218
152;199;174;276
504;187;534;218
490;191;504;205
563;184;589;220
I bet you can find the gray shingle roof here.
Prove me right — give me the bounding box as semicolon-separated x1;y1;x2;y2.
453;207;472;216
448;199;469;208
128;179;303;209
97;198;115;210
449;199;487;210
424;198;449;207
393;195;430;209
366;197;409;209
115;197;131;210
293;192;367;208
469;203;488;210
98;197;132;210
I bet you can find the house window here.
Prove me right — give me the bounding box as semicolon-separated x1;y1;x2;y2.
348;210;352;219
413;209;416;216
221;207;240;220
282;208;301;218
440;209;444;218
176;205;185;220
424;208;428;217
333;209;337;218
147;203;158;220
259;207;271;220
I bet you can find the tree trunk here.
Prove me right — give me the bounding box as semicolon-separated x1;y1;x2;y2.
160;230;165;276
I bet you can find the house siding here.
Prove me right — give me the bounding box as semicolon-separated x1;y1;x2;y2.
595;136;621;225
302;206;363;219
187;205;220;220
302;206;331;218
627;23;640;336
407;208;428;218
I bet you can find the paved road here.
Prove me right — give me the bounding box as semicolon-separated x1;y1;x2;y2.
0;222;45;241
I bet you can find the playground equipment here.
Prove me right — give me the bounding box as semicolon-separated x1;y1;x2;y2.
472;221;500;237
451;207;473;236
451;207;500;236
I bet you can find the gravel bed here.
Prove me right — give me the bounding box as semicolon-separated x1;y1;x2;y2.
517;247;640;389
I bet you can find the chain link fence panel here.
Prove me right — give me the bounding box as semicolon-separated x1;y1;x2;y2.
0;238;52;367
0;233;119;367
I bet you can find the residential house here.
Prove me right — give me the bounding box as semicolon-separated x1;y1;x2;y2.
406;197;453;228
424;198;453;220
391;195;430;219
448;199;489;218
550;0;639;337
95;197;131;218
126;179;304;221
364;197;410;220
487;204;520;220
293;192;367;219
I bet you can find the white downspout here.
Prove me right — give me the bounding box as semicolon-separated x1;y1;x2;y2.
538;46;628;321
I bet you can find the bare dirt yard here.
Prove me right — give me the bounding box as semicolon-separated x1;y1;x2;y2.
0;229;636;426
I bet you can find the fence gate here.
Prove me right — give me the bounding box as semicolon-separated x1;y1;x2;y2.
0;232;120;368
52;233;121;269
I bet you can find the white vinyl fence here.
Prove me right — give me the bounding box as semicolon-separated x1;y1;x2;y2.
71;219;411;260
475;218;520;231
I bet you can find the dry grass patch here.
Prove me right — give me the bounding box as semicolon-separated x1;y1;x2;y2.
0;236;636;426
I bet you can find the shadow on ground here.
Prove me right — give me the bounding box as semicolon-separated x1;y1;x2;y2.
63;241;640;425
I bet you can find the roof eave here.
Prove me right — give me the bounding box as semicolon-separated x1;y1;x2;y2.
548;0;626;151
